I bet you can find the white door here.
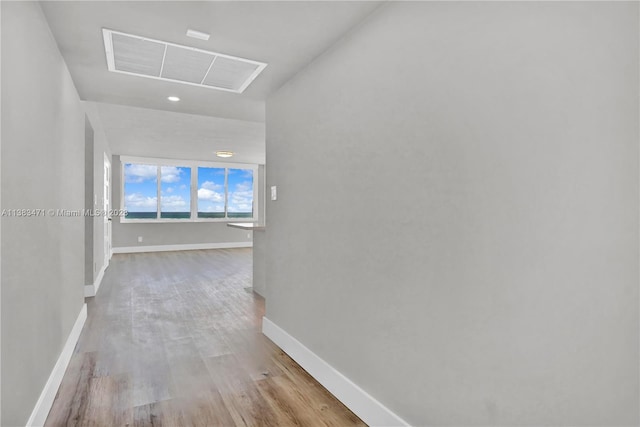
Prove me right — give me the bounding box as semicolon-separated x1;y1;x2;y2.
104;154;112;265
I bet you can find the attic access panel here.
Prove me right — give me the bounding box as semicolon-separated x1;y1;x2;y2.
103;29;267;93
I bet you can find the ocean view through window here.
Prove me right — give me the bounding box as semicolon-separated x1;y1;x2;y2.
161;166;191;219
122;157;256;221
123;163;158;219
197;167;226;218
227;168;254;218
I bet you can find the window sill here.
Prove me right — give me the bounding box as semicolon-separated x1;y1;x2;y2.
119;218;257;224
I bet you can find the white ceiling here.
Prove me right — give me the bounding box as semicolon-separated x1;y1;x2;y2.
40;1;382;162
85;101;266;164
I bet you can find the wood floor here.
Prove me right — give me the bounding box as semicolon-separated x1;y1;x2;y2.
45;249;365;427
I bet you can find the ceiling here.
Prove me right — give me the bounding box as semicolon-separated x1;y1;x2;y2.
85;101;266;164
41;2;382;162
41;1;381;163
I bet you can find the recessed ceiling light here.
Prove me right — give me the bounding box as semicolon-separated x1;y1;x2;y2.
216;151;233;158
186;29;210;41
167;96;180;102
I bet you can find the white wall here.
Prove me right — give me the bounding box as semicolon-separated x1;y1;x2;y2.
253;165;266;296
264;2;639;425
0;2;3;420
84;117;95;285
1;2;86;424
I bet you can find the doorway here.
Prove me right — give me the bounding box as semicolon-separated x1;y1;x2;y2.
104;154;112;265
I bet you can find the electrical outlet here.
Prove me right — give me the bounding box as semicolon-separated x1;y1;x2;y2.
138;236;143;243
270;186;277;201
247;232;251;239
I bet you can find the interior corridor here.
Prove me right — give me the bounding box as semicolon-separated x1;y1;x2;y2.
45;249;365;426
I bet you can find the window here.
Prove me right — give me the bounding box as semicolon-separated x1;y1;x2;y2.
227;168;254;218
124;163;158;219
197;167;225;218
161;166;191;219
121;157;257;222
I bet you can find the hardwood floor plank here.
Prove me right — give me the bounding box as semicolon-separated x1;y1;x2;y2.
176;388;236;427
44;352;94;427
168;355;215;397
83;376;132;427
133;399;186;427
45;249;366;426
255;377;309;427
220;384;281;427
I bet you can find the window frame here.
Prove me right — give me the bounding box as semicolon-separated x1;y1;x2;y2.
120;156;258;223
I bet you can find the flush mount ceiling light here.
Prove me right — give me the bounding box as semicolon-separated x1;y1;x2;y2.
186;29;210;41
167;96;180;102
102;28;267;93
215;151;234;158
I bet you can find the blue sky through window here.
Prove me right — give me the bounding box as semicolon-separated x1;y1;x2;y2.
197;167;225;218
227;168;253;216
124;163;157;217
161;166;191;218
125;162;254;220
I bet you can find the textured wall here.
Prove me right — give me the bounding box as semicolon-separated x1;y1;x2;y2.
1;2;85;424
264;2;639;425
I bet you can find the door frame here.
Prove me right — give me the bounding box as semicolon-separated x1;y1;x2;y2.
104;153;112;265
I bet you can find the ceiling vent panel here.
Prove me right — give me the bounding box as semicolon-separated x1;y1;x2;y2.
202;56;260;91
161;45;215;84
103;29;267;93
111;33;165;77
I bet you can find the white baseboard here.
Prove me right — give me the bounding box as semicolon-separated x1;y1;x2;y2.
262;317;410;427
84;261;107;298
27;304;87;427
112;241;252;254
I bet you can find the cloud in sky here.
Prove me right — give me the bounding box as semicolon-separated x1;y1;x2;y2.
160;166;183;183
228;181;253;212
201;181;222;191
198;187;224;203
161;195;188;211
234;182;252;192
125;193;157;211
124;164;185;183
125;164;157;183
125;193;188;212
198;181;224;204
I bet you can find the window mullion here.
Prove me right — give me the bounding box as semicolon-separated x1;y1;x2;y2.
191;166;197;220
224;168;229;219
157;166;161;219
